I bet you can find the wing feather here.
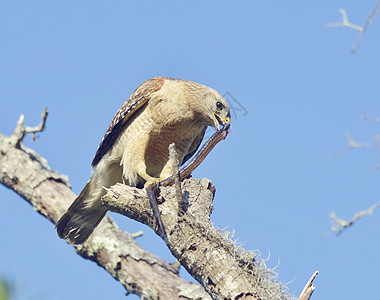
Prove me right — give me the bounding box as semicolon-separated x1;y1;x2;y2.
91;77;166;167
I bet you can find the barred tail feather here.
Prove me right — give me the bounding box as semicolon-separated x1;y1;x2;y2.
56;177;107;245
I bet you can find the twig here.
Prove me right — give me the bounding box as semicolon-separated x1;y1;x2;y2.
333;131;376;156
349;1;378;52
326;201;380;236
168;143;185;211
298;271;319;300
131;230;144;239
344;132;372;149
335;115;380;167
1;121;208;299
361;113;380;122
326;1;380;52
326;9;364;32
10;108;49;147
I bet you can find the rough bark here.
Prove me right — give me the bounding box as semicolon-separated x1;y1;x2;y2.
103;181;293;299
0;113;317;300
298;272;318;300
0;129;210;299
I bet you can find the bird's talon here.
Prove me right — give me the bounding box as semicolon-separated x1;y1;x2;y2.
144;177;165;188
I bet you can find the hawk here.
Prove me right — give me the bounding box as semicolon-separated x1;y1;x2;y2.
56;77;231;245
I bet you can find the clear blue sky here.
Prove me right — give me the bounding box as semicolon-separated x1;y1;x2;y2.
1;1;380;299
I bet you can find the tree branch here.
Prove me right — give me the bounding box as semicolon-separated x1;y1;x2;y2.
325;201;380;236
1;111;318;299
298;271;318;300
329;114;380;236
0;113;210;300
326;1;380;53
9;108;49;147
168;143;185;211
102;180;294;299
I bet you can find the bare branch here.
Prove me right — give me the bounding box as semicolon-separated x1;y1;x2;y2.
102;181;299;299
9;108;48;147
131;230;144;238
326;201;380;236
0;118;210;299
361;1;380;33
168;143;185;210
334;114;380;167
326;1;380;52
361;113;380;122
298;271;319;300
344;132;373;149
333;129;379;156
1;112;318;299
326;9;364;32
331;114;380;235
24;108;49;140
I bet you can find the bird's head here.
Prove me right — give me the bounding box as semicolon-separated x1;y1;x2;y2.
182;80;230;131
203;91;230;131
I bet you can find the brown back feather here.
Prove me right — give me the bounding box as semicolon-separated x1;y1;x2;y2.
91;77;167;167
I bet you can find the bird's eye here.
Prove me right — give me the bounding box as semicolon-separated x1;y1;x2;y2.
216;101;223;111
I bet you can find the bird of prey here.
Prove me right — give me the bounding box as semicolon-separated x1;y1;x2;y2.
56;76;230;245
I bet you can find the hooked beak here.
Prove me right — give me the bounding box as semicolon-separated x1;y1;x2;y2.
214;113;230;131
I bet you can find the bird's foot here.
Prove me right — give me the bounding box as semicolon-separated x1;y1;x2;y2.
144;177;166;188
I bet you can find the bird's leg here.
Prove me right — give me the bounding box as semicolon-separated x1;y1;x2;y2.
138;169;165;188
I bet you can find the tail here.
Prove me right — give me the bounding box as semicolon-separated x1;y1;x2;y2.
56;177;107;245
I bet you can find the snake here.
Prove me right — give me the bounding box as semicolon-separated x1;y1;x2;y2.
159;122;231;187
146;123;230;242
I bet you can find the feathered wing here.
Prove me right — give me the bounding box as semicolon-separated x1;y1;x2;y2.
56;77;166;245
92;77;167;167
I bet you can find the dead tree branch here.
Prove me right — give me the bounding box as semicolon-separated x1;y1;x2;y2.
0;112;209;300
9;108;49;147
298;272;318;300
102;180;295;299
329;114;380;236
168;143;185;211
362;113;380;122
0;111;317;299
326;1;380;52
326;201;380;236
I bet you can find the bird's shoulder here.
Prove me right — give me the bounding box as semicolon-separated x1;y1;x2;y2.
91;77;168;167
